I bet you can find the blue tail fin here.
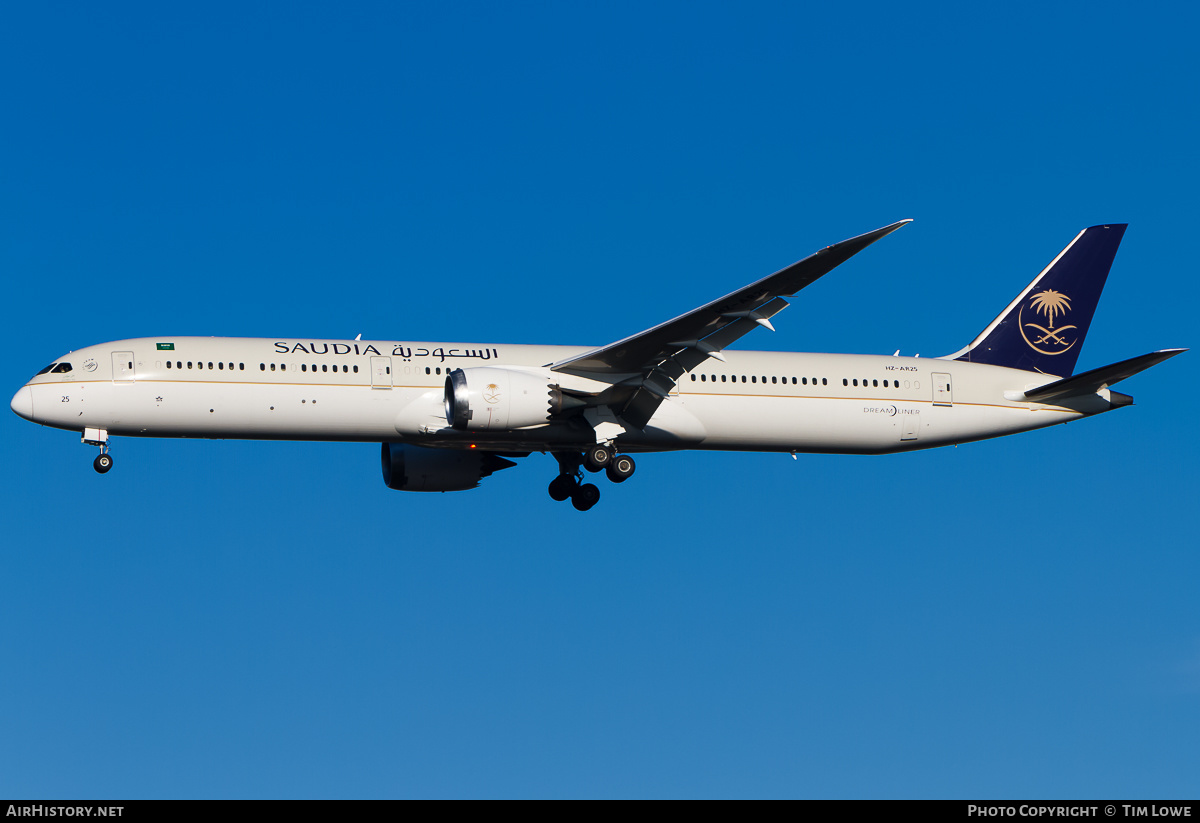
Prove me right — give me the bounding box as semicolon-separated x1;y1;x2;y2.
948;224;1127;376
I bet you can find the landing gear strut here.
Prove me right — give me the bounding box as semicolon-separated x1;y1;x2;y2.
548;449;637;511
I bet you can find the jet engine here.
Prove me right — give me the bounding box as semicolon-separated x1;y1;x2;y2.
380;443;517;492
444;367;575;432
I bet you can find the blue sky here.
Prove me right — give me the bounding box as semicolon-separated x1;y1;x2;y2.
2;1;1197;798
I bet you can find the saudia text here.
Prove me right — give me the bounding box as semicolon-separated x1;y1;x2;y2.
274;343;499;362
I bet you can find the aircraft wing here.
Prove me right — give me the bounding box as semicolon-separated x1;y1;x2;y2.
551;219;911;428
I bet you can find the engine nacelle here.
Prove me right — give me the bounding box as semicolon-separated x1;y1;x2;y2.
444;367;563;432
380;443;516;492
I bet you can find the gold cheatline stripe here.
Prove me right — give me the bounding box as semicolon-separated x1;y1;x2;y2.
679;390;1070;413
36;380;1071;413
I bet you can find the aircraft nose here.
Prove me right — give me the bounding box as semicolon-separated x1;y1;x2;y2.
11;385;34;421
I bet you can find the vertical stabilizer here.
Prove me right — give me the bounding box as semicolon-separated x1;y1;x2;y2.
948;224;1127;376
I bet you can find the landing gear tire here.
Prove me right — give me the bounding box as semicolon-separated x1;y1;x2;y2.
584;444;613;472
571;483;600;511
606;454;636;483
548;474;575;501
93;454;113;474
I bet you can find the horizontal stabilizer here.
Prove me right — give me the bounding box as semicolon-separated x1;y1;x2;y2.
1024;348;1186;404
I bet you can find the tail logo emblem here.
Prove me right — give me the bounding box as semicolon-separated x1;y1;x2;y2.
1019;289;1077;355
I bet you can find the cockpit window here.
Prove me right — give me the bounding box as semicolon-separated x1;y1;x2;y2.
51;363;73;374
36;364;56;375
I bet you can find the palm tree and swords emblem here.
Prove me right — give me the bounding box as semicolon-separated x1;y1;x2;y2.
1018;288;1076;355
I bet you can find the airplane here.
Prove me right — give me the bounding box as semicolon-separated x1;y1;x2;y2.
10;220;1185;511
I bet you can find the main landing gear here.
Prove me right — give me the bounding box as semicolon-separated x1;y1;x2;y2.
548;449;637;511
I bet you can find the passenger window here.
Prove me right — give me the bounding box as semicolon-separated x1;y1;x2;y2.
721;375;727;383
270;363;276;371
259;364;265;370
873;379;878;387
353;365;359;373
301;364;307;372
166;361;172;369
700;374;706;382
322;364;328;373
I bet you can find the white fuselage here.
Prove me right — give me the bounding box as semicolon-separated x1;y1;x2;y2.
13;336;1114;455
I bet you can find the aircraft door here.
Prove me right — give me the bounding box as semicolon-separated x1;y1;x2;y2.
371;356;392;389
932;372;952;406
112;351;135;383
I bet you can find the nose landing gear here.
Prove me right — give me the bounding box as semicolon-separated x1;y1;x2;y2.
83;428;112;474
